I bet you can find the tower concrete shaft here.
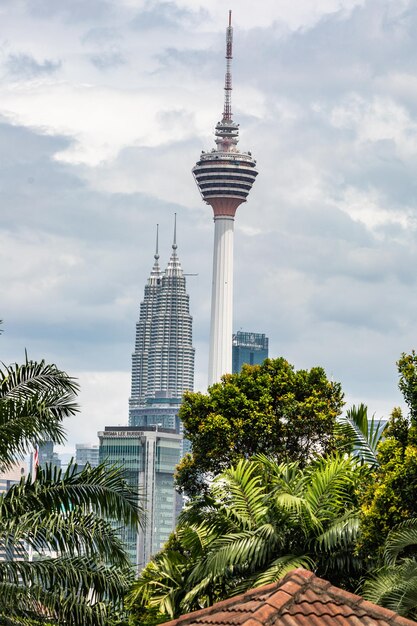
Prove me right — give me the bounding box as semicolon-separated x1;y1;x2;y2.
193;12;258;385
208;216;234;385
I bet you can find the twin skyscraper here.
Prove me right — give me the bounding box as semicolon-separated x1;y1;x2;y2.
99;11;258;572
129;218;195;430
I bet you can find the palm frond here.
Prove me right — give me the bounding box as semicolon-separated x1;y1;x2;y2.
363;560;417;619
213;460;268;528
129;551;189;619
336;404;386;466
188;524;276;585
314;512;360;553
0;461;142;529
2;509;129;567
251;554;314;588
303;455;356;523
384;519;417;566
177;523;215;556
0;359;78;471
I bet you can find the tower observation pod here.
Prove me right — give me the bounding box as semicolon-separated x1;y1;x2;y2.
192;11;258;386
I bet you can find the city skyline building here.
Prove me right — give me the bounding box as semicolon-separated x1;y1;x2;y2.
232;331;269;374
98;425;182;571
38;441;61;471
75;443;99;470
129;218;195;428
193;11;258;386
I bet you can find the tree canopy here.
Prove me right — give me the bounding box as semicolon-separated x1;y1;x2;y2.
176;358;344;496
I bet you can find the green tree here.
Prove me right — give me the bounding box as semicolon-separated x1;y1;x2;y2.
397;350;417;424
130;454;362;619
358;351;417;558
177;358;344;496
0;357;142;625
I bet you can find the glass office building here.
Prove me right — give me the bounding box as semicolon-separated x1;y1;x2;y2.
232;331;269;374
98;425;182;571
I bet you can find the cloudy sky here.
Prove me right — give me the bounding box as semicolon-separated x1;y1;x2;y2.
1;0;416;454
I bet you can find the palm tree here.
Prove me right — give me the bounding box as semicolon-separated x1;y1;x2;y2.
130;454;363;619
363;519;417;619
0;357;142;625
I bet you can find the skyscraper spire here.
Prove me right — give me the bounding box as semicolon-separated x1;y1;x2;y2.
166;213;182;277
192;13;258;386
149;224;161;285
155;223;159;260
173;212;177;250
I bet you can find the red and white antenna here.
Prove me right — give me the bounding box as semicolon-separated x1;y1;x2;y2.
223;10;233;121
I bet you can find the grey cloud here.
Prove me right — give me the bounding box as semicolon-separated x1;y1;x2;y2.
89;50;126;70
25;0;111;23
81;27;121;45
236;0;417;99
131;2;206;31
155;47;216;73
6;53;61;78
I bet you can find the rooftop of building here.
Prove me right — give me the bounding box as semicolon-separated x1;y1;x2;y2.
101;425;178;435
162;568;417;626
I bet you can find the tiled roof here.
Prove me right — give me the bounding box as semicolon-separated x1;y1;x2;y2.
163;568;417;626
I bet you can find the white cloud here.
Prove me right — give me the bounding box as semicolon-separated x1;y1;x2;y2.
58;370;130;453
338;186;417;232
330;94;417;157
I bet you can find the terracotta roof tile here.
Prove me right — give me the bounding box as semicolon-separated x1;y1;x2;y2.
163;569;417;626
265;591;293;610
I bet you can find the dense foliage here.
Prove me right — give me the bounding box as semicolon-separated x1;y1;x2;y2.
363;518;417;619
358;352;417;558
177;358;344;496
0;356;142;625
129;351;417;623
130;454;363;619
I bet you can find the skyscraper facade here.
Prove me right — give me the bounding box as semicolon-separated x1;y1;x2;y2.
232;331;269;374
129;221;195;427
98;425;182;570
193;12;258;386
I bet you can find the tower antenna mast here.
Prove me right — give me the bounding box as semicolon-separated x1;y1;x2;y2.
223;10;233;122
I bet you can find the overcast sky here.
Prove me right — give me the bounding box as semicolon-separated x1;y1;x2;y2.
1;0;416;454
